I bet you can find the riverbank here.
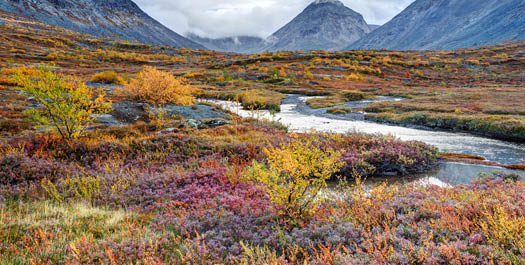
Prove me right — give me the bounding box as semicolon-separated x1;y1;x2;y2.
0;14;523;263
213;95;525;165
366;111;525;143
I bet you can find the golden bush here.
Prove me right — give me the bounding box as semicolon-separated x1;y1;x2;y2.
1;65;45;79
245;135;343;222
345;73;363;81
15;66;112;139
91;71;125;85
118;66;195;105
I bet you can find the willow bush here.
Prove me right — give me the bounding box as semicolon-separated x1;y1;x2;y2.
15;66;112;139
118;66;195;105
245;135;343;223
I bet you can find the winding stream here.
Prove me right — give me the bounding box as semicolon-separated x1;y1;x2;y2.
206;95;525;185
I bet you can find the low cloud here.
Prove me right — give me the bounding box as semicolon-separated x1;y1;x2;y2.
133;0;414;38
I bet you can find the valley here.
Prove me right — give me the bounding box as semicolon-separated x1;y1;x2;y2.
0;2;523;264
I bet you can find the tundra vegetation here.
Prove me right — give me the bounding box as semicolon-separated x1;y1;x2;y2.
0;10;523;264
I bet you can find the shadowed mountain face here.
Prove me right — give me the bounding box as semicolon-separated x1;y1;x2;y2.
186;34;269;54
368;24;381;31
265;0;371;52
348;0;525;51
0;0;204;49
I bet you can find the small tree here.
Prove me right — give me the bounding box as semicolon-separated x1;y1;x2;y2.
245;135;343;223
15;66;112;139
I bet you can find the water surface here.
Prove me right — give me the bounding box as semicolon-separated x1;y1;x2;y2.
206;95;525;185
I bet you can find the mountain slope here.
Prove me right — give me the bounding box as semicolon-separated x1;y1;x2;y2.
0;0;204;49
368;24;381;31
348;0;525;50
186;34;268;54
266;0;370;52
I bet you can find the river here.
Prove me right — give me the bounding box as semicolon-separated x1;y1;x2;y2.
205;94;525;185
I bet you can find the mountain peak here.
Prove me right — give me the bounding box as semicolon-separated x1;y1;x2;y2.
311;0;345;7
348;0;524;50
266;0;370;51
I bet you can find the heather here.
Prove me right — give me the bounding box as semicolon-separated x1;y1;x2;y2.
1;120;523;264
0;11;523;265
1;154;523;264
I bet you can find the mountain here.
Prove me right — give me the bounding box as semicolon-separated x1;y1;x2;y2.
0;0;204;49
348;0;525;51
186;34;268;54
368;24;381;31
265;0;371;52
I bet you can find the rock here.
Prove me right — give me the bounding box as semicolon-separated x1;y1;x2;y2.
109;102;230;129
85;81;124;91
158;128;176;134
158;104;229;121
90;114;121;125
201;119;231;128
181;119;201;129
111;102;150;123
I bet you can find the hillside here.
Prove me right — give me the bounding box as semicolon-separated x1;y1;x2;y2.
0;0;204;49
348;0;525;50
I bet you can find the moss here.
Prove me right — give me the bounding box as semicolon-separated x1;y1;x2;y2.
327;107;351;115
341;90;369;101
441;153;486;160
306;96;346;109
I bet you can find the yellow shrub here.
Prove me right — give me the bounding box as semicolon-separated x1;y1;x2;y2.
1;65;45;79
183;72;205;79
304;70;314;80
244;135;343;222
118;66;195;105
15;66;112;139
42;176;102;203
479;205;525;252
0;77;18;86
91;71;125;85
345;73;363;81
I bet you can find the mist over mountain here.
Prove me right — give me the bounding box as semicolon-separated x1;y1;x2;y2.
186;34;268;54
0;0;204;48
348;0;525;50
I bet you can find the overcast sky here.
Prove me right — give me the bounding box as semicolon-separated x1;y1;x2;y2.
133;0;415;39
